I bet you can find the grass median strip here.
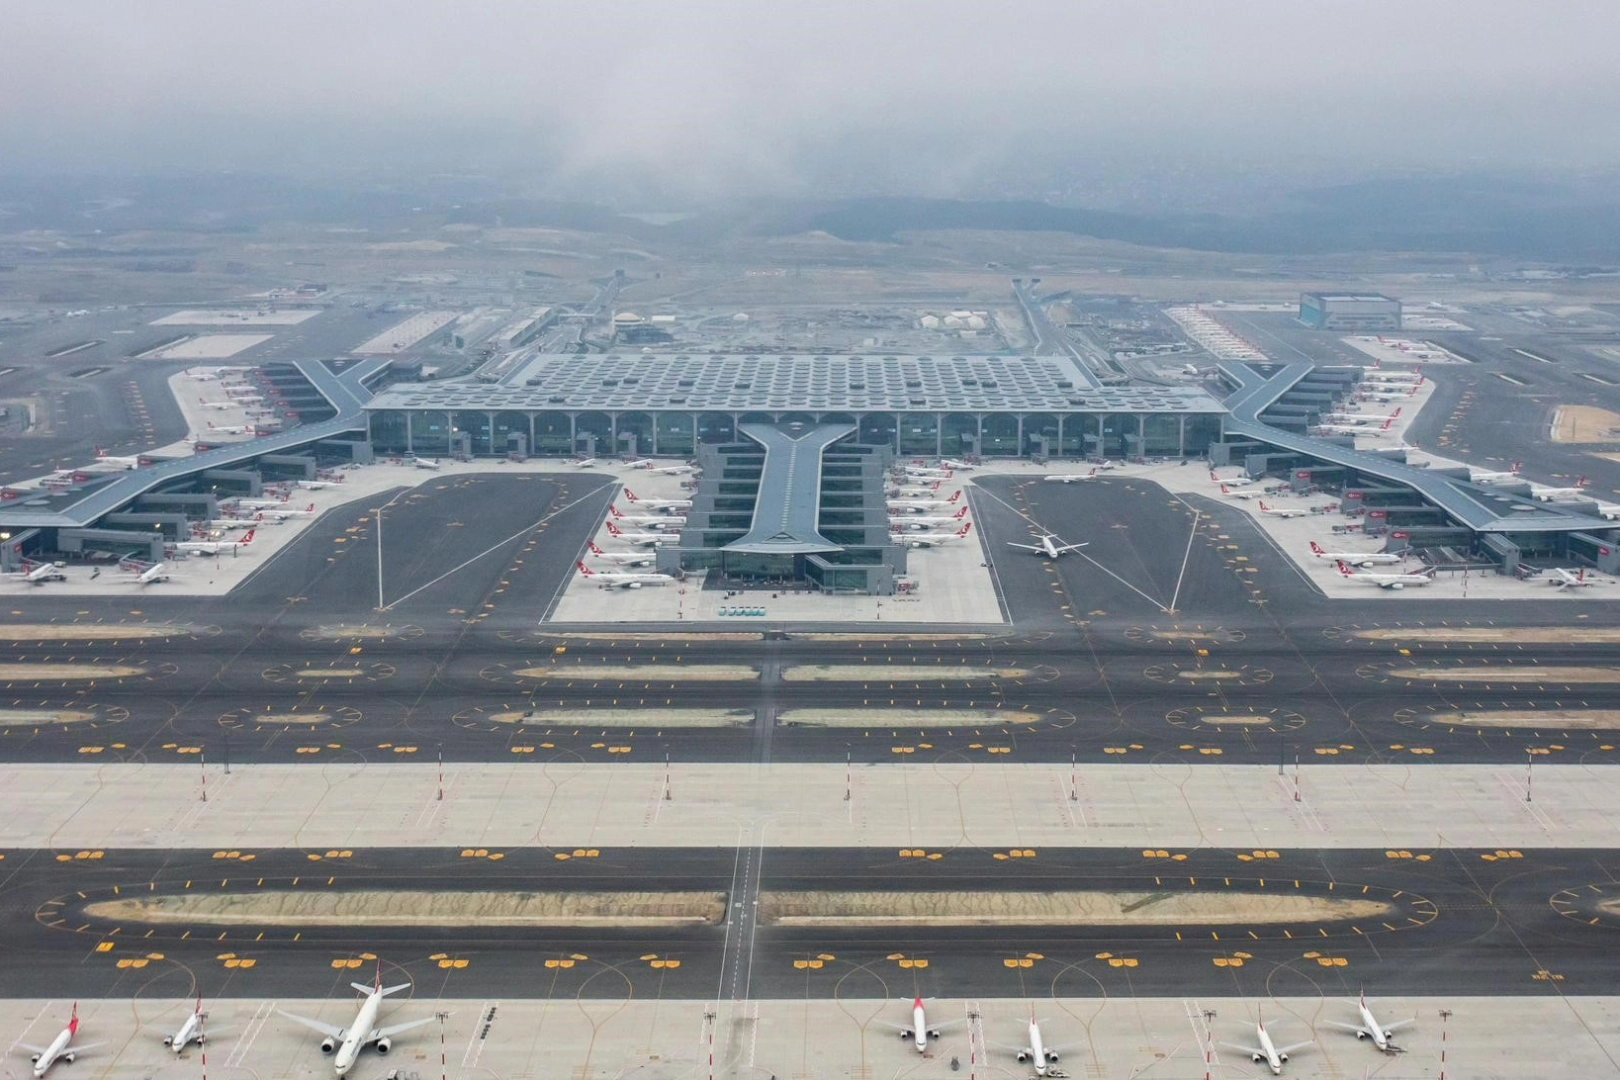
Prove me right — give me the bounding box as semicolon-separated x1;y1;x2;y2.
760;890;1391;926
85;890;726;927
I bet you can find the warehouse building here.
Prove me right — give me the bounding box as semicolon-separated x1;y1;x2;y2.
1299;292;1402;330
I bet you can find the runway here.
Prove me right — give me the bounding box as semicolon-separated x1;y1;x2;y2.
0;845;1613;1000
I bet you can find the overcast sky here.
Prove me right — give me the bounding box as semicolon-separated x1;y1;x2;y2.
5;0;1618;199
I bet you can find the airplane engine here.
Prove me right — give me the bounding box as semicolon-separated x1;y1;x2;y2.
1381;1030;1393;1041
320;1038;337;1054
1016;1051;1030;1063
1278;1053;1290;1063
899;1030;913;1040
1389;583;1405;590
1251;1053;1265;1064
64;1054;75;1064
163;1037;175;1047
30;1054;41;1063
1045;1051;1060;1062
628;582;642;589
1356;1030;1369;1040
375;1038;392;1055
196;1034;206;1045
927;1029;941;1039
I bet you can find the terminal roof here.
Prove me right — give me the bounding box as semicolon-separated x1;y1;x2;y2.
364;355;1226;414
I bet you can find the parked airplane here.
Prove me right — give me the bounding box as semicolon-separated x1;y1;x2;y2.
120;558;172;584
940;459;975;471
1533;477;1590;501
901;467;952;479
1012;1017;1066;1077
233;496;289;510
297;477;345;490
1547;567;1597;589
1210;471;1261;487
2;559;66;584
1325;407;1402;424
576;562;673;589
1222;1015;1311;1076
891;481;942;496
1044;468;1097;483
605;521;679;547
207;421;254;435
1322;992;1413;1054
621;458;653;469
877;998;963;1053
890;490;963;510
259;502;317;520
1257;500;1307;518
1336;560;1435;590
1316;418;1394;436
170;529;256;556
410;456;441;470
198;398;238;410
164;996;207;1053
90;448;142;469
608;506;686;528
222;385;261;397
893;507;968;529
1007;533;1087;558
1469;461;1522;484
642;463;696;475
280;965;433;1078
622;489;691;511
586;541;655;567
18;1003;103;1078
1218;483;1263;501
905;523;973;548
572;457;598;468
1308;541;1403;567
1361;387;1417;401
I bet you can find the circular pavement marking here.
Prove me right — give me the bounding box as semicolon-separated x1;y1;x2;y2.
1167;706;1305;734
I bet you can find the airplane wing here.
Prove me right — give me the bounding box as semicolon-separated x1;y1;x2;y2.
1054;542;1089;553
65;1042;106;1053
1273;1040;1313;1055
1006;543;1041;552
1319;1020;1363;1034
1384;1019;1417;1034
932;1018;969;1033
278;1011;346;1040
1219;1042;1264;1057
15;1043;49;1055
372;1017;435;1042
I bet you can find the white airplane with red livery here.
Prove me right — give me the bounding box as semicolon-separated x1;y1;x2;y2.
258;502;317;520
207;421;255;436
2;559;66;584
1337;560;1434;590
198;398;239;410
1218;483;1264;501
941;458;975;471
1222;1013;1312;1076
608;506;686;528
904;523;973;548
170;529;256;556
877;997;964;1053
88;448;142;470
1257;500;1307;518
297;477;344;490
605;521;679;547
1469;461;1522;484
623;489;691;511
641;462;696;475
587;541;655;567
279;964;432;1078
890;490;963;511
1044;468;1097;483
164;996;207;1053
1317;418;1394;436
119;557;173;585
1322;992;1414;1054
576;562;673;589
18;1003;104;1078
1325;406;1401;423
893;507;968;529
1547;567;1598;589
1533;476;1590;501
1309;541;1403;567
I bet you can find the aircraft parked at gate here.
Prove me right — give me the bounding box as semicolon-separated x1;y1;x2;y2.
164;997;207;1053
280;965;433;1078
876;998;963;1053
587;541;655;566
17;1003;103;1078
1322;992;1413;1055
1308;541;1403;567
1336;560;1434;589
170;529;256;556
576;562;673;588
1257;500;1307;518
1222;1014;1311;1076
605;522;679;546
1469;461;1522;484
1;559;66;584
904;523;973;548
1547;567;1597;589
623;489;691;511
893;507;968;529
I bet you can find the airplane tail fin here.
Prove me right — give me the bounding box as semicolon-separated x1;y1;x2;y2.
954;506;967;518
948;490;962;503
1511;461;1523;474
624;488;639;502
577;562;593;576
241;529;256;543
1380;418;1394;430
1392;407;1402;418
589;541;605;555
607;522;622;536
609;505;624;517
1310;541;1324;554
1259;501;1271;510
1337;560;1354;577
958;523;972;536
1578;476;1590;487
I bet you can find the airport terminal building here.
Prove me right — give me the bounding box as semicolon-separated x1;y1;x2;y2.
1298;292;1402;330
362;354;1228;462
